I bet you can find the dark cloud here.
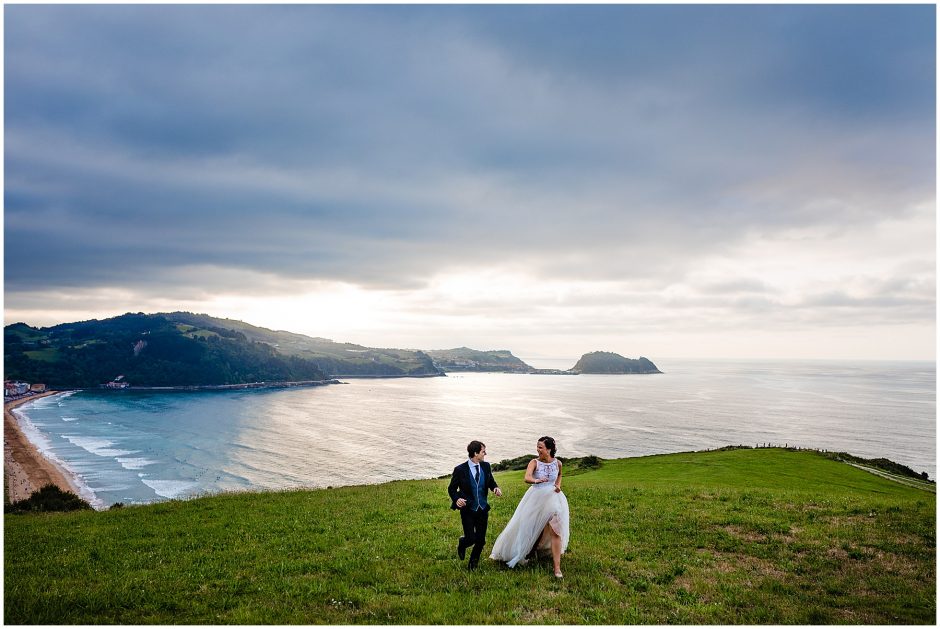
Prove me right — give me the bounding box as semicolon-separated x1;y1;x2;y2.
4;5;935;305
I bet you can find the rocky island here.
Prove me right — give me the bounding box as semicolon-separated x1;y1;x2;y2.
570;351;662;374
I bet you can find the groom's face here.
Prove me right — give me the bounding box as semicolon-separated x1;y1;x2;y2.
471;447;486;463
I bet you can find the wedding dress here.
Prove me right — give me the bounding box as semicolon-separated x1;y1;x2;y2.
490;459;569;567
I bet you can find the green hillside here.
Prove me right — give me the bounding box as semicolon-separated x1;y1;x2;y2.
425;347;534;372
3;313;329;388
3;312;447;386
4;448;934;624
160;312;441;377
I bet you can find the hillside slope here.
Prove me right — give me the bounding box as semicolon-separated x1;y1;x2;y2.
160;312;441;377
4;448;934;624
4;313;329;388
425;347;534;372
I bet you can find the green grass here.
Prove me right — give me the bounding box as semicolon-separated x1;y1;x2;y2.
4;448;935;624
176;323;221;340
23;348;61;362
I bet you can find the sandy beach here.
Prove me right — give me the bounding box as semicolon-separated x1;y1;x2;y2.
4;391;83;503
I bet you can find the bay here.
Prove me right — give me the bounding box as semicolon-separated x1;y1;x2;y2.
13;359;935;509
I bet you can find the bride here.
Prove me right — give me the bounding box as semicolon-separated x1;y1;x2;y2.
490;436;570;577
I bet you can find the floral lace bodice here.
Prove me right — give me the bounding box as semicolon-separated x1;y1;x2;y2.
533;459;559;484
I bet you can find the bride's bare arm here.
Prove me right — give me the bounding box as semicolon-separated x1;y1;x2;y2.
554;459;563;492
523;459;543;483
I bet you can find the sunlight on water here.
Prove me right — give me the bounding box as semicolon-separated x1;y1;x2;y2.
13;360;935;507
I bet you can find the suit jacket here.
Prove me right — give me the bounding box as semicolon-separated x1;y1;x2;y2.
448;461;498;511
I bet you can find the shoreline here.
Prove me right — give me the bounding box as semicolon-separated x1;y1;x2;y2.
4;391;85;504
122;378;342;391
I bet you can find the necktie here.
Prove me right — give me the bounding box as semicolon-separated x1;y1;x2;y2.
473;466;479;483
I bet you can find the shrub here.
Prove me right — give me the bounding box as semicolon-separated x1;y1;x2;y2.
491;455;533;471
578;455;602;469
5;484;93;514
492;454;604;473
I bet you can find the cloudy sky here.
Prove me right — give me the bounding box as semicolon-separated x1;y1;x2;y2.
4;5;935;364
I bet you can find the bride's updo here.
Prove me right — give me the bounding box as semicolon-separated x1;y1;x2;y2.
539;436;556;457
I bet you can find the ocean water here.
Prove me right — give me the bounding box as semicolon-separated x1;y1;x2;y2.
13;359;935;509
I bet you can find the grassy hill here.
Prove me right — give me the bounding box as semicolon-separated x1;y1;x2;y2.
425;347;534;373
160;312;441;377
4;313;330;388
3;312;443;386
4;448;935;624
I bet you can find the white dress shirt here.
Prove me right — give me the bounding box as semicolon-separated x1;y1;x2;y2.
467;459;481;481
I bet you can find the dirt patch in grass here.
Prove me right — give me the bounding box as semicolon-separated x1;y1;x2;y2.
680;550;787;588
721;525;767;542
822;544;925;578
517;607;554;623
826;546;850;560
826;514;877;528
780;525;801;540
867;548;929;578
738;554;785;579
833;606;880;624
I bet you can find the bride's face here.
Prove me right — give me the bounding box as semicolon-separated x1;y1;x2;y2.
536;441;548;457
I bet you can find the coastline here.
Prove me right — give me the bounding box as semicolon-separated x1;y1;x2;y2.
4;391;85;504
122;378;342;391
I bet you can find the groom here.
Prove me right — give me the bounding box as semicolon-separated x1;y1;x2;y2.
448;440;502;570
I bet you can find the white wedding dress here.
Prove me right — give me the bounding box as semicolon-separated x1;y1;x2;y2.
490;459;570;567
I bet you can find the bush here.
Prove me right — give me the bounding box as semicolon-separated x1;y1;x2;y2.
578;455;602;469
5;484;93;514
824;451;933;482
491;455;534;471
491;454;604;473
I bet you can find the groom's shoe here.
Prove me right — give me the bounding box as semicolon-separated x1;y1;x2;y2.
457;537;466;561
468;559;478;571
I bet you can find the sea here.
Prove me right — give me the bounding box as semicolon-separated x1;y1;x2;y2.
12;359;936;509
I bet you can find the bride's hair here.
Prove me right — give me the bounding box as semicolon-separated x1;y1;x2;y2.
538;436;556;457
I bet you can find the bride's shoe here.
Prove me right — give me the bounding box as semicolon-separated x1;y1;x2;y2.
554;571;563;578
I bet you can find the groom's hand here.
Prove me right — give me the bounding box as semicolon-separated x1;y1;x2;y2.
494;487;502;497
456;498;466;508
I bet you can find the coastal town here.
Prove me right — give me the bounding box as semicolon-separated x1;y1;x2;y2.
4;380;48;401
6;377;130;399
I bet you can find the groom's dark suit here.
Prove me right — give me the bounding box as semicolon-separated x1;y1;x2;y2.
448;460;499;568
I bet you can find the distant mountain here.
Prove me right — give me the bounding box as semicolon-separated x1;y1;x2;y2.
425;347;534;373
159;312;441;377
5;311;663;387
571;352;661;374
3;312;452;388
4;313;331;388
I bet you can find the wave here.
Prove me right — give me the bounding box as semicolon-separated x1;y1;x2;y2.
141;479;198;499
60;435;136;458
90;484;132;492
116;457;155;471
56;390;79;406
